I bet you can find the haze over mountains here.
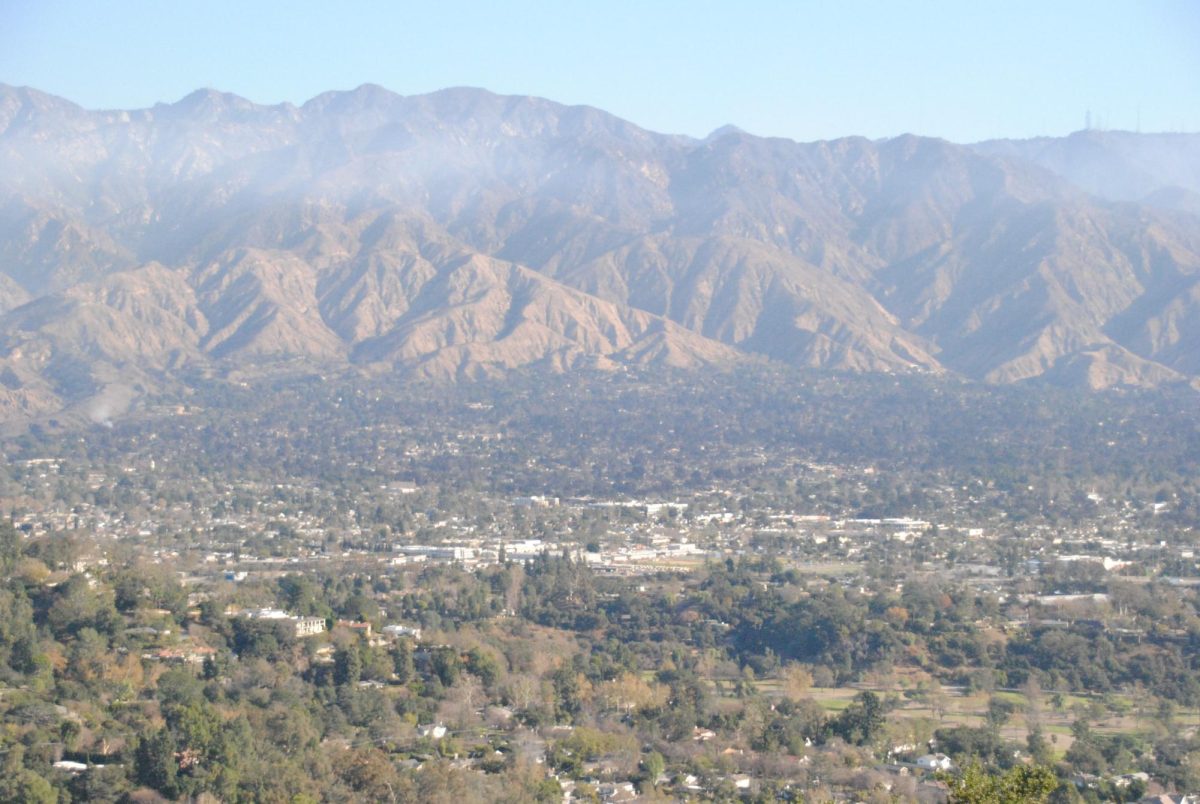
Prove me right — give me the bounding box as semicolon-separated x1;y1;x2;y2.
1;82;1199;420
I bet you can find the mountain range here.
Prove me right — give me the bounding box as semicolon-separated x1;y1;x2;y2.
1;82;1199;421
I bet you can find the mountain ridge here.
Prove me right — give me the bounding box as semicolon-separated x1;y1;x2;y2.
1;83;1198;421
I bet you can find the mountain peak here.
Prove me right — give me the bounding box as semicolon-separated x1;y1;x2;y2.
346;83;400;101
0;84;85;133
704;124;748;141
161;87;257;120
300;83;404;115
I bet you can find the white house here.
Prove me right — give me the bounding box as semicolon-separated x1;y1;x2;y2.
382;624;422;640
53;761;91;774
916;753;954;772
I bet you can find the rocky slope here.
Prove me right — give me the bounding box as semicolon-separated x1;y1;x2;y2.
1;83;1198;419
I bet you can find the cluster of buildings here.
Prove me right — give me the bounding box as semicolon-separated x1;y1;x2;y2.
231;607;327;637
9;451;1198;592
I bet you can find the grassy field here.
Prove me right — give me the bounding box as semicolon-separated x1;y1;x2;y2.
734;677;1200;758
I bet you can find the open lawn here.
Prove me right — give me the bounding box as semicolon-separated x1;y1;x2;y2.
736;678;1199;752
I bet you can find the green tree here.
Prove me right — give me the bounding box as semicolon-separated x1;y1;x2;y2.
0;744;55;804
941;760;1057;804
431;647;461;687
392;638;415;683
135;729;180;797
68;765;131;802
0;770;56;804
465;647;500;688
334;645;363;686
641;751;665;789
830;690;886;746
46;574;121;638
0;519;20;575
986;696;1018;730
278;574;332;618
1027;728;1054;765
551;665;583;721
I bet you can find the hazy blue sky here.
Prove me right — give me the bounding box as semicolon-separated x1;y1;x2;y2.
2;0;1197;142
